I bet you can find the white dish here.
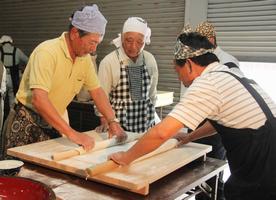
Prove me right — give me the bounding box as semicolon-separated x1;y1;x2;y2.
0;160;24;176
0;160;24;169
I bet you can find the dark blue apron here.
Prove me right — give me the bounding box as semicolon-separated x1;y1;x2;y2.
209;71;276;200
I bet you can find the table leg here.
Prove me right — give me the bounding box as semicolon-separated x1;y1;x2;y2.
159;106;163;119
211;174;219;200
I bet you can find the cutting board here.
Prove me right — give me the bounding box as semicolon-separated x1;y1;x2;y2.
7;130;212;195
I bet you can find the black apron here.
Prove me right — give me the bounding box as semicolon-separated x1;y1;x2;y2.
209;71;276;200
0;45;20;95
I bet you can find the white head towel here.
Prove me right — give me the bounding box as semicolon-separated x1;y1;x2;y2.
112;17;151;48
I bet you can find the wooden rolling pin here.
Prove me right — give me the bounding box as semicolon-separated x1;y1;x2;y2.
52;131;144;161
86;138;179;176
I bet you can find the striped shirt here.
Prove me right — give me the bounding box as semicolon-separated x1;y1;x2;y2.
169;62;276;130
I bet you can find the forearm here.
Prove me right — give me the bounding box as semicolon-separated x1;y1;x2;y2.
32;89;74;137
90;87;115;121
95;63;113;118
31;87;95;150
125;116;184;162
126;126;166;162
150;74;158;106
188;120;216;141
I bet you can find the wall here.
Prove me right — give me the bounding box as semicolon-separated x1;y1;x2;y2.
0;0;186;118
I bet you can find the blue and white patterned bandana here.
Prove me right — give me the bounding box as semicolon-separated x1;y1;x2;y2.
71;5;107;39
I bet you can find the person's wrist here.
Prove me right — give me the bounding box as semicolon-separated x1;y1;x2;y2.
67;131;78;142
187;133;193;142
64;127;76;137
107;117;120;125
125;150;136;164
100;116;107;123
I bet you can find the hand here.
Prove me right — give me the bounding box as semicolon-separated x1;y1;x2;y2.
95;117;109;133
108;122;128;143
68;131;95;151
108;151;132;166
174;132;190;147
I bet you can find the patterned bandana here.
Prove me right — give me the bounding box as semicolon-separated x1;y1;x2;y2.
174;39;214;60
179;24;192;35
195;21;216;39
174;23;214;59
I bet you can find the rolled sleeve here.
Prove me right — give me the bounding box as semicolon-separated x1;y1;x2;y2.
98;57;113;96
145;52;158;105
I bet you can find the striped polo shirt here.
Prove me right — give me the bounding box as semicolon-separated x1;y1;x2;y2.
169;62;276;131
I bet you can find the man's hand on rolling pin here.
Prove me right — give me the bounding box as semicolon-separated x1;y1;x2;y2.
68;131;95;151
174;132;191;147
108;151;132;166
95;117;109;133
108;122;128;143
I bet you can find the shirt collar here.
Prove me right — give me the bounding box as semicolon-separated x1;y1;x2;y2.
60;32;87;62
59;32;72;60
214;46;221;55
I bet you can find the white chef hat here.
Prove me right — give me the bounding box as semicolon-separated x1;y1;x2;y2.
112;17;151;48
71;5;107;39
0;35;13;44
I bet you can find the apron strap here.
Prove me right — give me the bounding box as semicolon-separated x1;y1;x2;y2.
115;48;124;67
12;46;17;67
0;45;17;67
0;46;4;62
212;71;274;122
224;62;239;69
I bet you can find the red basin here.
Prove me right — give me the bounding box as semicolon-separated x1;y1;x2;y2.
0;176;56;200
